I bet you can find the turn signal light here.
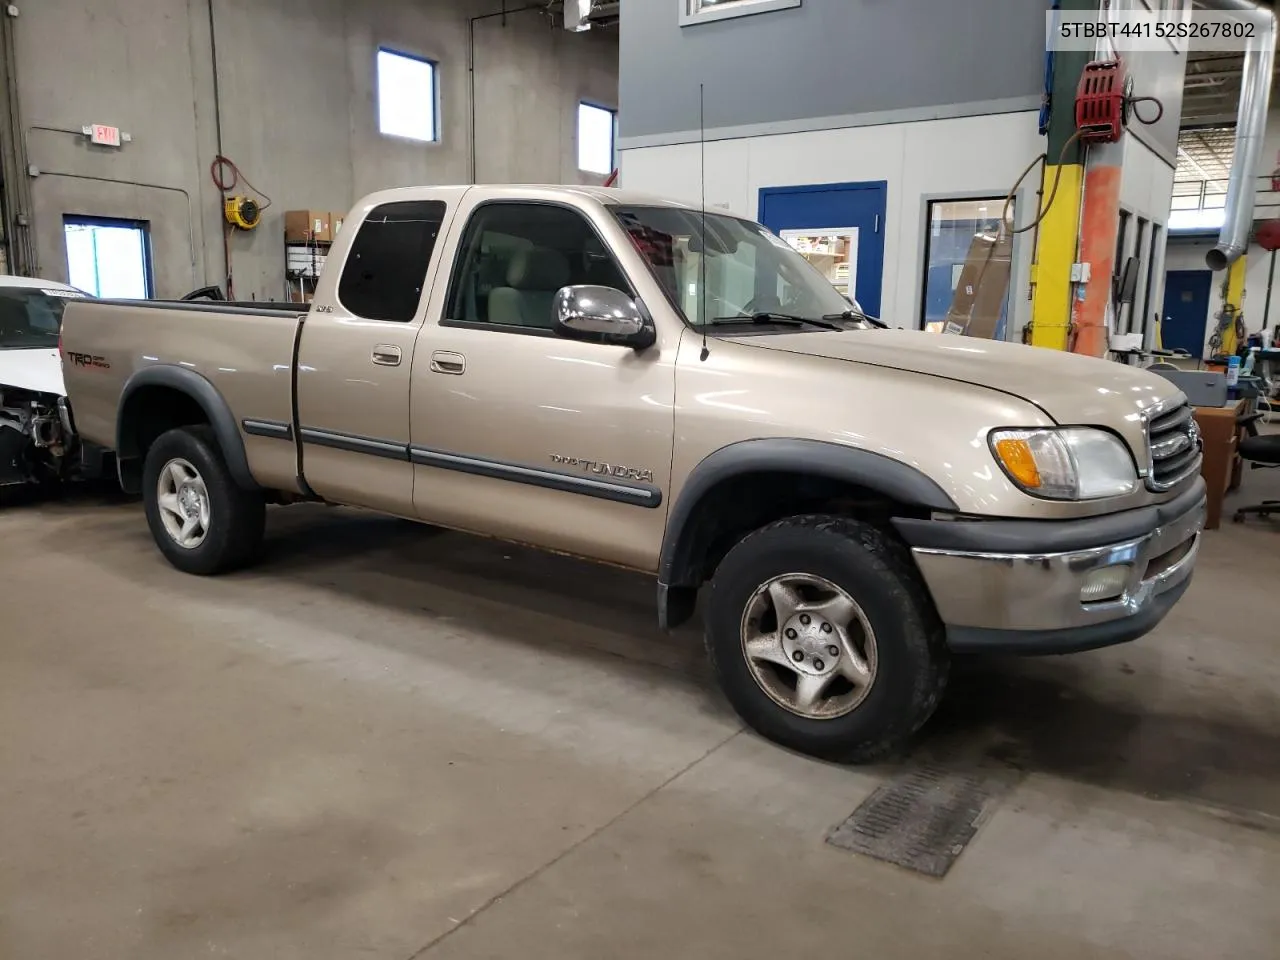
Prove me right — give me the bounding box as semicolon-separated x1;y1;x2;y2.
993;438;1041;489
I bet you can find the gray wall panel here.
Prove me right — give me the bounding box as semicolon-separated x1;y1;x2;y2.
621;0;1049;143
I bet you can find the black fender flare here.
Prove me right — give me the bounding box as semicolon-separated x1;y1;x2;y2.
655;438;958;629
116;365;259;491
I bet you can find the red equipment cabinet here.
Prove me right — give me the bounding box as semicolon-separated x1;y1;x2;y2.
1075;59;1128;144
1256;219;1280;253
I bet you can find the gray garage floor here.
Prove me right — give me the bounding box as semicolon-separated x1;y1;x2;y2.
2;467;1279;959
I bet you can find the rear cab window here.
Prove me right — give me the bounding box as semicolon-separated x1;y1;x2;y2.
337;200;447;322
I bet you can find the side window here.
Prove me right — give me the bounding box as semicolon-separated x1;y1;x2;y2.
337;200;446;322
445;203;632;330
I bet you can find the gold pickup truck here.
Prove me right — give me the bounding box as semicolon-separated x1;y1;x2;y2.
59;185;1206;761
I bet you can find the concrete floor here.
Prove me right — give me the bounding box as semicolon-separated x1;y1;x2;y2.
2;468;1279;960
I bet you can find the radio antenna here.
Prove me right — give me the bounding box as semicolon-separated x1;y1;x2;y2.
699;82;710;361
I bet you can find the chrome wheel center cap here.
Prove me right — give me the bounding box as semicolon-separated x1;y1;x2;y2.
781;613;840;675
179;485;201;517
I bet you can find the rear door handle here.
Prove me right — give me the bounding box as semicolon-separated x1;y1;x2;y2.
430;351;466;375
372;344;402;366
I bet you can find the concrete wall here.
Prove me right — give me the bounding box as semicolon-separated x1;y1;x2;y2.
15;0;617;300
620;111;1043;336
619;0;1047;147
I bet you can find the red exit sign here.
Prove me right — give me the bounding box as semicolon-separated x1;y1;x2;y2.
88;124;121;147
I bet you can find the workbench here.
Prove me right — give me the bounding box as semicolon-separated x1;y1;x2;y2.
1192;397;1247;530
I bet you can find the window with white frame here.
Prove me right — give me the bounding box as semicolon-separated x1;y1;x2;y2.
680;0;801;27
377;48;437;142
577;102;616;175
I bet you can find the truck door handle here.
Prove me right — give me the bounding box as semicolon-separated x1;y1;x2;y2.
372;344;402;366
430;351;466;375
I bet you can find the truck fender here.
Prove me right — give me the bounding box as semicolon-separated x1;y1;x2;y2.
656;438;958;630
116;365;259;492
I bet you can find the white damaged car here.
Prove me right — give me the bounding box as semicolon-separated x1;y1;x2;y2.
0;276;111;487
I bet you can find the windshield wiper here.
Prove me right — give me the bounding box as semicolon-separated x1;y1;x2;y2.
821;309;888;329
708;312;842;331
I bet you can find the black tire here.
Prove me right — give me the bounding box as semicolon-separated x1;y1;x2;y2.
704;515;948;763
142;425;265;575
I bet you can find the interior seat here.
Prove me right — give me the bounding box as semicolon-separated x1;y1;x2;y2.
487;248;571;328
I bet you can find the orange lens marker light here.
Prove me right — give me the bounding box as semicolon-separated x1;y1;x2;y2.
995;437;1041;489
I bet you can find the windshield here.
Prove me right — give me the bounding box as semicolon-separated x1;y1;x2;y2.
612;206;856;328
0;287;84;350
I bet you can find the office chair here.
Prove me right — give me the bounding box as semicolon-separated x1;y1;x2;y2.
1232;416;1280;522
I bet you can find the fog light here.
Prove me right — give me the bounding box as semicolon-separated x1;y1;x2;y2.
1080;565;1131;603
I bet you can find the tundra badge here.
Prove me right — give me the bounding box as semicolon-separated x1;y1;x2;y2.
551;454;654;483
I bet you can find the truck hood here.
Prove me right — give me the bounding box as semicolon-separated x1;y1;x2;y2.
724;328;1182;424
0;347;65;396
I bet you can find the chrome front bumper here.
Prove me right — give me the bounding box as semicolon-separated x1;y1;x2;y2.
902;484;1206;654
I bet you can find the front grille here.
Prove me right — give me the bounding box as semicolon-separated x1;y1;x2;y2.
1146;402;1202;490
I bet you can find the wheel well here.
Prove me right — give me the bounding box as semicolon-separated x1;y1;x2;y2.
666;470;927;591
116;386;210;492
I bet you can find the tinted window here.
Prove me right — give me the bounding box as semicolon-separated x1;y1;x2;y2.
338;200;446;322
0;288;85;349
446;203;631;330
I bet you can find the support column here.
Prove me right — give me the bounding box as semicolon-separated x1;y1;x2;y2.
1071;141;1123;357
1219;255;1247;356
1029;0;1097;350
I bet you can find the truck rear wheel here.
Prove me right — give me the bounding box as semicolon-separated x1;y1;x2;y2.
704;515;948;763
142;426;265;575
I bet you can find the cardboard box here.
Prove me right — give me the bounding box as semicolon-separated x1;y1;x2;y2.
331;211;346;238
943;229;1013;340
288;287;314;304
284;209;331;244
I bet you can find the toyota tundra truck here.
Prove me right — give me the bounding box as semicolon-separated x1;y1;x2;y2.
58;185;1206;761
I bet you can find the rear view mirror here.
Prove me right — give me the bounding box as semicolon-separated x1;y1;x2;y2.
553;285;656;350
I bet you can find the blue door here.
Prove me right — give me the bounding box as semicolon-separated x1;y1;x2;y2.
1161;270;1212;357
758;181;887;317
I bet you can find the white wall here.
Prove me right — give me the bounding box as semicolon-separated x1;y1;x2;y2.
619;111;1043;335
1117;135;1177;338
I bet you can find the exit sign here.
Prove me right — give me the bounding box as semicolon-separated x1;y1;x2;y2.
88;124;121;147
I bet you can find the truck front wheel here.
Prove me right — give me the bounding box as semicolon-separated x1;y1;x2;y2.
142;426;265;575
704;515;948;763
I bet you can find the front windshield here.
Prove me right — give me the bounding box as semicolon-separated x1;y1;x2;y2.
612;206;856;327
0;288;83;350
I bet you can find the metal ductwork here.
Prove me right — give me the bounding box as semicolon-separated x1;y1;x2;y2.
1200;0;1276;270
564;0;620;31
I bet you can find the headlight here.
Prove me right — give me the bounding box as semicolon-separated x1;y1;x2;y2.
990;427;1138;500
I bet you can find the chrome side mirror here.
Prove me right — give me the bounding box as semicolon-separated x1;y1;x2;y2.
553;285;656;349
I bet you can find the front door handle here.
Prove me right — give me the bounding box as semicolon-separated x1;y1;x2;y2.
430;351;466;375
372;344;402;366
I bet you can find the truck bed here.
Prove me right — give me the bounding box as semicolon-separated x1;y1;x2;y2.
60;298;306;492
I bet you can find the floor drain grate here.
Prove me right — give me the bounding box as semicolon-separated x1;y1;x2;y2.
826;764;1020;877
